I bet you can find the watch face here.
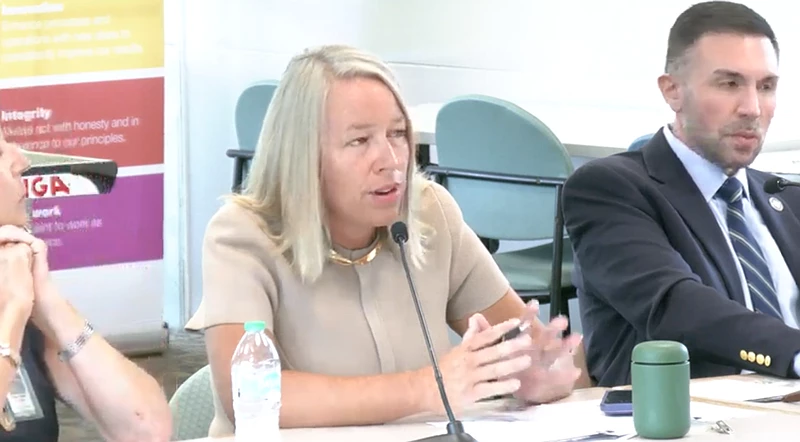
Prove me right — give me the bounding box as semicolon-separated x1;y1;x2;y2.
0;345;20;367
0;405;16;432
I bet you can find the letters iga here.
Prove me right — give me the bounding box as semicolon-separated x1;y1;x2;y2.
22;174;99;199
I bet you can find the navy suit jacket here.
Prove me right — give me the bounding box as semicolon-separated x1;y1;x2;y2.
563;129;800;387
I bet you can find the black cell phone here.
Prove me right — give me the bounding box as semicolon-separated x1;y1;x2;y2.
600;390;633;416
500;321;531;342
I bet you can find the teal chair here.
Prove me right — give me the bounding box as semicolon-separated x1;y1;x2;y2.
168;365;215;441
425;95;576;328
226;80;279;192
628;133;654;151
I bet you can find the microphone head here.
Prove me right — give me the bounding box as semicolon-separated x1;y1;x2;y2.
390;221;409;244
764;177;786;194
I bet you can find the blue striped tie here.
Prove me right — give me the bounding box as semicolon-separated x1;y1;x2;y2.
716;178;782;319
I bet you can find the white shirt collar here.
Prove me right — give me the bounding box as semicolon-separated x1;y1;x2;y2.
662;125;749;202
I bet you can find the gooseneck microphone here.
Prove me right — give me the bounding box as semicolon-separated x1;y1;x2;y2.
764;176;800;194
390;221;477;442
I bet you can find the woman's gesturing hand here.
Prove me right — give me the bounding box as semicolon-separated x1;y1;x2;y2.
513;301;583;404
420;314;533;414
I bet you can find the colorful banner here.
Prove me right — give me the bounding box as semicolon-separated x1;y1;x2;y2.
0;1;165;342
30;173;164;270
0;0;164;79
0;77;165;167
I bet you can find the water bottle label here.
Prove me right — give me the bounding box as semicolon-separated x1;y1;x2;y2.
234;369;281;401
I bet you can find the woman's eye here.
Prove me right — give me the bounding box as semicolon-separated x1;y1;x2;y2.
348;136;369;146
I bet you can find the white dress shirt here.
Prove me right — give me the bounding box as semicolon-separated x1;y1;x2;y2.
663;126;800;375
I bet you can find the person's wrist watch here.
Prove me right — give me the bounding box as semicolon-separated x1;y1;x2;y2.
0;343;20;432
0;343;21;369
0;402;15;432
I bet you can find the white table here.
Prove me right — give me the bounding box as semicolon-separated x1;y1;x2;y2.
408;102;800;163
187;409;797;442
185;375;800;441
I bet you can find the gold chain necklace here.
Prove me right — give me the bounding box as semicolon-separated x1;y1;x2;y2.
328;241;383;266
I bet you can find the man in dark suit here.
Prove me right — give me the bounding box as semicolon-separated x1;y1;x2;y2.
563;1;800;387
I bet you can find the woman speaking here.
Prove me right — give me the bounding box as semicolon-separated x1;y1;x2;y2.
187;44;584;436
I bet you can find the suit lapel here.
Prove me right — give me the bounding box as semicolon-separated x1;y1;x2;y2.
641;130;746;305
748;174;800;284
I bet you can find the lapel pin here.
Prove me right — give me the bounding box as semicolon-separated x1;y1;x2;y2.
769;197;784;212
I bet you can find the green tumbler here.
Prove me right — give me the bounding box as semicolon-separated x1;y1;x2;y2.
631;340;691;439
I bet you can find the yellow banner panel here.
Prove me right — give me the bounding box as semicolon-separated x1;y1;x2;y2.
0;0;164;79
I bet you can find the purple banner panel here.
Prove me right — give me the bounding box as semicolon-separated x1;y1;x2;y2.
30;173;164;271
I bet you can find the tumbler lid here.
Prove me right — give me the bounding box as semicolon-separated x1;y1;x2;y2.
632;340;689;364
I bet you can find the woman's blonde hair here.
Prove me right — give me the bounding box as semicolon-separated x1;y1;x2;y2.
229;45;430;283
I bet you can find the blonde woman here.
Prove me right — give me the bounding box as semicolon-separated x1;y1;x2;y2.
0;133;171;441
186;45;583;435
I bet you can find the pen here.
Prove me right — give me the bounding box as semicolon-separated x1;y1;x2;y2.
746;389;800;403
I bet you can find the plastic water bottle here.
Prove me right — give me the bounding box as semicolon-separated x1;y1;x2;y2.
231;320;281;441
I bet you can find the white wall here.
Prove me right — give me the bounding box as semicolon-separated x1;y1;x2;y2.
171;0;800;323
162;0;188;328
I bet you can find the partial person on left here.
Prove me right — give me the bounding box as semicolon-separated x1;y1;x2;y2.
0;131;172;442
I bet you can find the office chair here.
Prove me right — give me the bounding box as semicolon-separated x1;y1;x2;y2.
426;94;576;328
226;80;279;192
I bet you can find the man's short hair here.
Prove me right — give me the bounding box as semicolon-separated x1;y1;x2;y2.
665;1;778;74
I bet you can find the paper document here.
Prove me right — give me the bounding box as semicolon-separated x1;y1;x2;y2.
426;400;762;441
691;378;800;403
429;400;631;441
690;401;762;421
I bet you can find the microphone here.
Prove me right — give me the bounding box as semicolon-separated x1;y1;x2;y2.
390;221;477;442
764;176;800;194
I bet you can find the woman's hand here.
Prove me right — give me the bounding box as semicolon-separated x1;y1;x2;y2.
0;225;50;293
0;225;58;334
512;301;583;404
0;242;35;347
419;314;533;414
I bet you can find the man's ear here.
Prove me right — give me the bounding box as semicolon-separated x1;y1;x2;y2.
658;73;683;113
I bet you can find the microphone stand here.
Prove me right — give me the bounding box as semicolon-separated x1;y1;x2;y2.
391;222;478;442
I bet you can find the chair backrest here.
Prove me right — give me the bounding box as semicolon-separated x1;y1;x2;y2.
169;365;215;441
628;133;654;151
234;80;279;151
434;95;573;241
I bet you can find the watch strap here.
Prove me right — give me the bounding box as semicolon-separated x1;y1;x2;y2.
0;344;21;369
0;402;15;432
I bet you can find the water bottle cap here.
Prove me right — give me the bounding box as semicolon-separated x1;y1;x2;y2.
632;340;689;365
243;321;266;333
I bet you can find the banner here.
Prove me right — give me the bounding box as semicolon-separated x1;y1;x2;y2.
0;0;165;344
0;0;163;78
